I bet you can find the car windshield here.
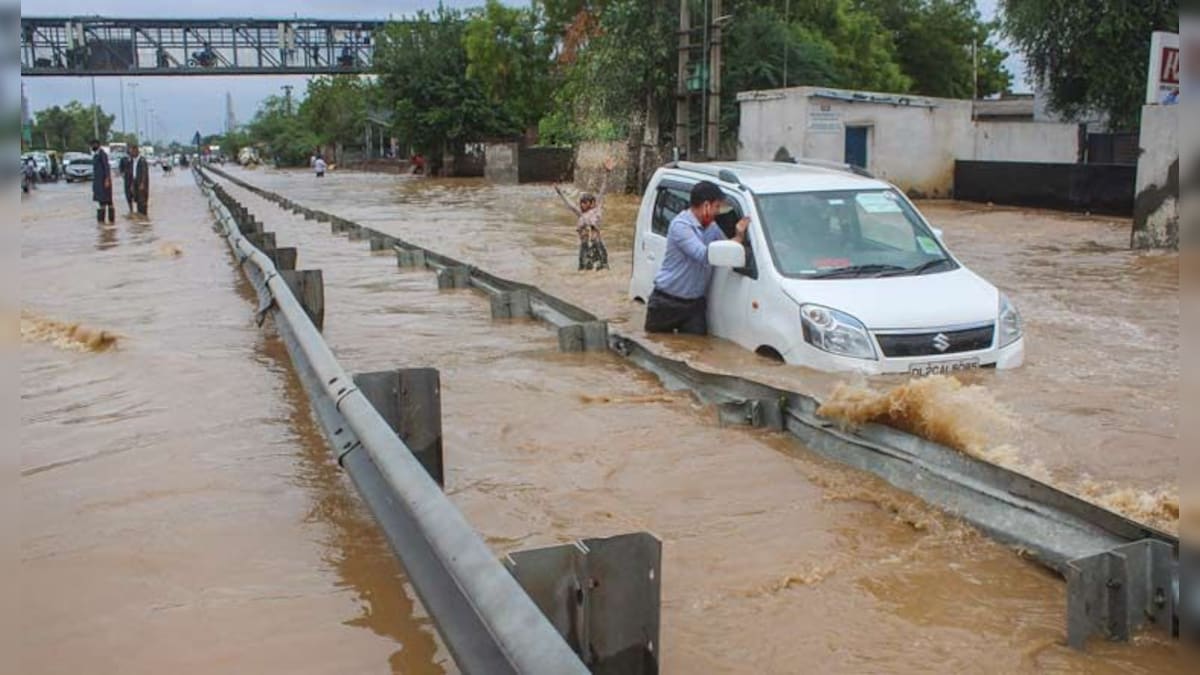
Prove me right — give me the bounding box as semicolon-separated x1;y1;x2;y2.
756;189;956;278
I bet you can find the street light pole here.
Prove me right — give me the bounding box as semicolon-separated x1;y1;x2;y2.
128;82;139;140
90;76;99;140
118;76;125;135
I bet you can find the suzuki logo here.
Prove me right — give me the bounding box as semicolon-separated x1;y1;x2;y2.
932;333;951;352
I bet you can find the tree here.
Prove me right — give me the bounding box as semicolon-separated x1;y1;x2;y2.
30;101;114;151
300;75;369;163
857;0;1011;98
464;0;554;136
245;94;318;166
1001;0;1178;129
374;6;516;169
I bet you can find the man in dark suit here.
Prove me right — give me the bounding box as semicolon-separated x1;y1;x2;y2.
118;153;134;212
90;139;114;223
129;144;150;216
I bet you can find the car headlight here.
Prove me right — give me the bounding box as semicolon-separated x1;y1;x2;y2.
800;304;877;360
998;293;1022;348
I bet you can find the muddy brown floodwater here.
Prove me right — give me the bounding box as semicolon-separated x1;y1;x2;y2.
208;168;1181;672
20;179;449;674
234;167;1179;531
20;164;1183;673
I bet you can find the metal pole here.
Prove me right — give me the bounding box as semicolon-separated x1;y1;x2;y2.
675;0;689;159
141;98;149;142
783;0;789;88
706;0;722;160
700;0;709;157
90;76;99;140
128;82;139;140
119;76;125;134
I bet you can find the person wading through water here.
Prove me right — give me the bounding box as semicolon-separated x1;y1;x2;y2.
555;157;616;271
129;144;150;216
644;180;748;335
90;140;115;224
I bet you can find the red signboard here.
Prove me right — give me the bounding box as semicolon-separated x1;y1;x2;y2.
1160;47;1179;85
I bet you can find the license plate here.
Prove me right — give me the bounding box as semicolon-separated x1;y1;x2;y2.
908;358;980;377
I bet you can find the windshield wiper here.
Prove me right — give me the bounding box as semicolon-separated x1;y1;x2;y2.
808;264;907;279
877;257;955;277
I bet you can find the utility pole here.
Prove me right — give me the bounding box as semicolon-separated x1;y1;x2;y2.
281;84;294;115
119;76;125;134
706;0;723;160
90;76;99;140
783;0;790;88
674;0;690;160
141;99;149;142
128;82;139;140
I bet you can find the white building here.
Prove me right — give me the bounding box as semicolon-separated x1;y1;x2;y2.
736;86;1081;197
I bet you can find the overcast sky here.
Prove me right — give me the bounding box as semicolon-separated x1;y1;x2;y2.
22;0;1027;145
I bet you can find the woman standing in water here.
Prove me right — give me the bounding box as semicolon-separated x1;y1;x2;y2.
555;157;615;271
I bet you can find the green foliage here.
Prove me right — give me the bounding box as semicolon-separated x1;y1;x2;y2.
299;75;369;151
374;5;518;158
858;0;1010;98
1001;0;1178;129
464;0;554;132
30;101;115;151
245;94;318;166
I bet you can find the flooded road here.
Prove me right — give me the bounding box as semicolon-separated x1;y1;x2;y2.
230;167;1179;532
211;170;1182;672
20;179;448;673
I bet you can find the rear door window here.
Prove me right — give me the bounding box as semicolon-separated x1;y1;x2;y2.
651;186;691;237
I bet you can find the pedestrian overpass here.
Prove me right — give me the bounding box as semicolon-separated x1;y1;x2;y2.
20;16;391;77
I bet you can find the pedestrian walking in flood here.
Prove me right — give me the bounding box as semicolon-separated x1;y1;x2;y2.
129;144;150;216
554;157;615;271
90;140;115;223
314;155;327;178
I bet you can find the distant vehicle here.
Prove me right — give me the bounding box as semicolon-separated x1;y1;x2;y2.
630;161;1025;374
21;151;51;180
63;153;94;182
109;142;128;157
238;147;261;166
109;152;128;172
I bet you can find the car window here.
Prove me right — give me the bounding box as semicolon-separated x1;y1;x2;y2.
651;186;690;237
757;189;952;277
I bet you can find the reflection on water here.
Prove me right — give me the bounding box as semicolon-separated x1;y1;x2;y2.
215;169;1184;673
258;332;447;673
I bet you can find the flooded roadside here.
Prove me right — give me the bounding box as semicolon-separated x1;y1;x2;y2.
216;172;1183;672
19;180;448;674
227;167;1178;533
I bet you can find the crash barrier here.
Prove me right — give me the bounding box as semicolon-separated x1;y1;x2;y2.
954;160;1135;216
192;168;661;675
202;165;1183;650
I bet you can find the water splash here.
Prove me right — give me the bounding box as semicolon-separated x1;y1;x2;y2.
1077;480;1179;534
20;310;118;352
157;242;184;257
816;375;1014;459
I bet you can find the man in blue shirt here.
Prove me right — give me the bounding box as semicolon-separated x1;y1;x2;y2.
645;180;748;334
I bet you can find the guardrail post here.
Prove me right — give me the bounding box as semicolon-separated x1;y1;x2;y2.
281;269;325;330
315;211;331;223
437;266;470;289
1066;539;1178;648
244;231;276;252
347;224;367;241
491;290;532;319
396;247;427;269
270;246;298;271
557;321;608;352
505;532;661;673
370;234;396;252
353;369;445;487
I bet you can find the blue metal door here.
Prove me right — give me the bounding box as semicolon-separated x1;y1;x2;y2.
844;126;868;169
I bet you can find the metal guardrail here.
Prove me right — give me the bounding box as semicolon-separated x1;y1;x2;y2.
192;167;661;674
200;165;1185;650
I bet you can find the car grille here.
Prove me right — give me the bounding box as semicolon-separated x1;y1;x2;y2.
875;324;994;358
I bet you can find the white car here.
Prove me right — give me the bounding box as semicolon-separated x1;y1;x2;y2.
62;152;93;182
629;161;1024;375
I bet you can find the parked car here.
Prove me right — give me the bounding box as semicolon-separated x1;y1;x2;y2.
63;152;94;182
629;161;1025;374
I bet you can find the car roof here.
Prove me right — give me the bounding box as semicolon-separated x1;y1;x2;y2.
662;160;889;195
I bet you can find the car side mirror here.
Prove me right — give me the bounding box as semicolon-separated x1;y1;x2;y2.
708;240;746;268
931;227;944;240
